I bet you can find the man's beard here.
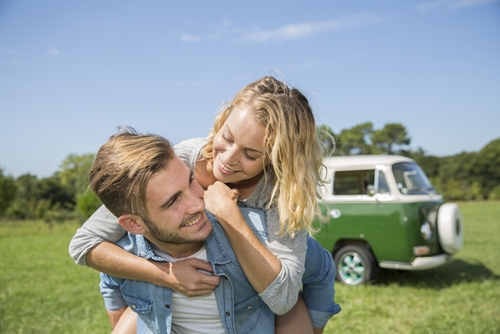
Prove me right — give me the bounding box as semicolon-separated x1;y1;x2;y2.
144;214;211;244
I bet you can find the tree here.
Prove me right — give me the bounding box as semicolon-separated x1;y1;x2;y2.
476;138;500;197
0;168;17;217
409;147;441;179
39;174;75;209
58;153;95;200
77;190;102;219
336;122;374;156
438;151;482;200
371;123;410;155
443;178;465;201
8;174;41;219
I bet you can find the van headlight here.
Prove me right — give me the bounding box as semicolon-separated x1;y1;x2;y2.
421;221;433;241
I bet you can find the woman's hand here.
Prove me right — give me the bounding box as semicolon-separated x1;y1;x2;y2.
153;258;220;297
87;242;219;297
204;181;243;227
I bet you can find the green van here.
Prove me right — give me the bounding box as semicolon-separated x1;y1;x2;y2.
315;155;463;285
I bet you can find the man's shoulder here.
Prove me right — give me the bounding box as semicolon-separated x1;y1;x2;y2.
116;233;151;257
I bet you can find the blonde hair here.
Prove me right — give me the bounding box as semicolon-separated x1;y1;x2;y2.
88;127;175;221
203;76;327;236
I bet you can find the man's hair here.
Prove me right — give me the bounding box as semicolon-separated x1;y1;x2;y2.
89;127;175;220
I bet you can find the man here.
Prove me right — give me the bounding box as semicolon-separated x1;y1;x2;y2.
88;127;274;333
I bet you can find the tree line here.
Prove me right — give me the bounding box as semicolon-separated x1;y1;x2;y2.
1;122;499;223
0;153;101;223
319;122;500;201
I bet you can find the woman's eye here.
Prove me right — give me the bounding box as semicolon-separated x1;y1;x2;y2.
245;153;257;161
223;135;233;143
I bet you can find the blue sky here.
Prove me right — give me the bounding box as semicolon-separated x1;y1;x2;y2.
1;0;499;178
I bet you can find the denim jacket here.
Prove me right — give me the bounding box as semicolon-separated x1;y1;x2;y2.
100;208;274;334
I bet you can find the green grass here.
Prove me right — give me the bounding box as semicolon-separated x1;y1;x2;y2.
1;202;499;333
0;221;110;334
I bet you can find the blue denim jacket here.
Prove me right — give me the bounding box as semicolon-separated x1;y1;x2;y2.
100;208;274;334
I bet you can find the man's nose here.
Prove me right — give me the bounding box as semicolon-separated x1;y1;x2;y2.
187;183;206;212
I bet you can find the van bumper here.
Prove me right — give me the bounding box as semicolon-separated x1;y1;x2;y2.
379;254;452;271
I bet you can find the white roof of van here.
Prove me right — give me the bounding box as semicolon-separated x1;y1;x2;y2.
323;155;415;169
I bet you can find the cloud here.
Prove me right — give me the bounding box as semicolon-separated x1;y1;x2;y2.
417;0;498;12
239;13;393;43
47;48;60;56
179;13;392;44
180;34;202;42
180;32;225;42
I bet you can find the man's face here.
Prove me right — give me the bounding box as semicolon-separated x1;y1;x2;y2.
142;157;212;250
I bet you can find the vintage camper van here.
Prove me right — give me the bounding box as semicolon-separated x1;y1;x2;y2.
315;155;463;285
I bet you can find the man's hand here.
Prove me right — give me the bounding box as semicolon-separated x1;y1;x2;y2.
152;258;220;297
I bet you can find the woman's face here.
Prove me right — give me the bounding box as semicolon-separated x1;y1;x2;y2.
212;104;266;185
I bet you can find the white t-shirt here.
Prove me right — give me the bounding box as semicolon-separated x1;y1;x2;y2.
152;245;226;334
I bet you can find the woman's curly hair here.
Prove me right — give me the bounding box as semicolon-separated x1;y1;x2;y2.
203;76;327;237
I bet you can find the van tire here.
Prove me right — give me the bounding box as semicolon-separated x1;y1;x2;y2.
437;203;463;254
334;245;377;285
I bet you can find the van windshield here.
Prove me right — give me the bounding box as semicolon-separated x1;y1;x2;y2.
392;162;437;195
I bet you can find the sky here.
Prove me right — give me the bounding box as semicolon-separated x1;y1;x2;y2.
1;0;499;178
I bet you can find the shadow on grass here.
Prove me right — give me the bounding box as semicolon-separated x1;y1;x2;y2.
372;259;500;289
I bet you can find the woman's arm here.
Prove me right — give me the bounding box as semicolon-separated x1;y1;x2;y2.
69;205;220;296
260;205;308;314
69;205;127;265
204;181;306;315
204;181;281;292
87;242;220;297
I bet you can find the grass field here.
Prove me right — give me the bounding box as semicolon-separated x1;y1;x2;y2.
1;201;499;333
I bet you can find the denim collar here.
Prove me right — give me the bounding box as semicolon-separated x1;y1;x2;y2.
135;234;166;262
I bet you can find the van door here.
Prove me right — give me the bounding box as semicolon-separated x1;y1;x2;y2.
317;168;412;263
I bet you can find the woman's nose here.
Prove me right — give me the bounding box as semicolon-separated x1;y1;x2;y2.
222;146;239;166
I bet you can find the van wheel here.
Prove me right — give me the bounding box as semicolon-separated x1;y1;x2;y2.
437;203;464;254
334;245;377;286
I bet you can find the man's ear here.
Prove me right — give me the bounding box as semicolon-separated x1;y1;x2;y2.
118;214;147;235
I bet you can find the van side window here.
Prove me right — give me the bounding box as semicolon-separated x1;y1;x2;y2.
377;171;390;194
333;169;390;195
334;170;374;195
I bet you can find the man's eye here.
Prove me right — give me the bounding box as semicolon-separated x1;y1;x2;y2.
167;197;178;209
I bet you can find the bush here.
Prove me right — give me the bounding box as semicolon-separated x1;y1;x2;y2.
489;185;500;200
43;206;79;226
77;190;102;219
